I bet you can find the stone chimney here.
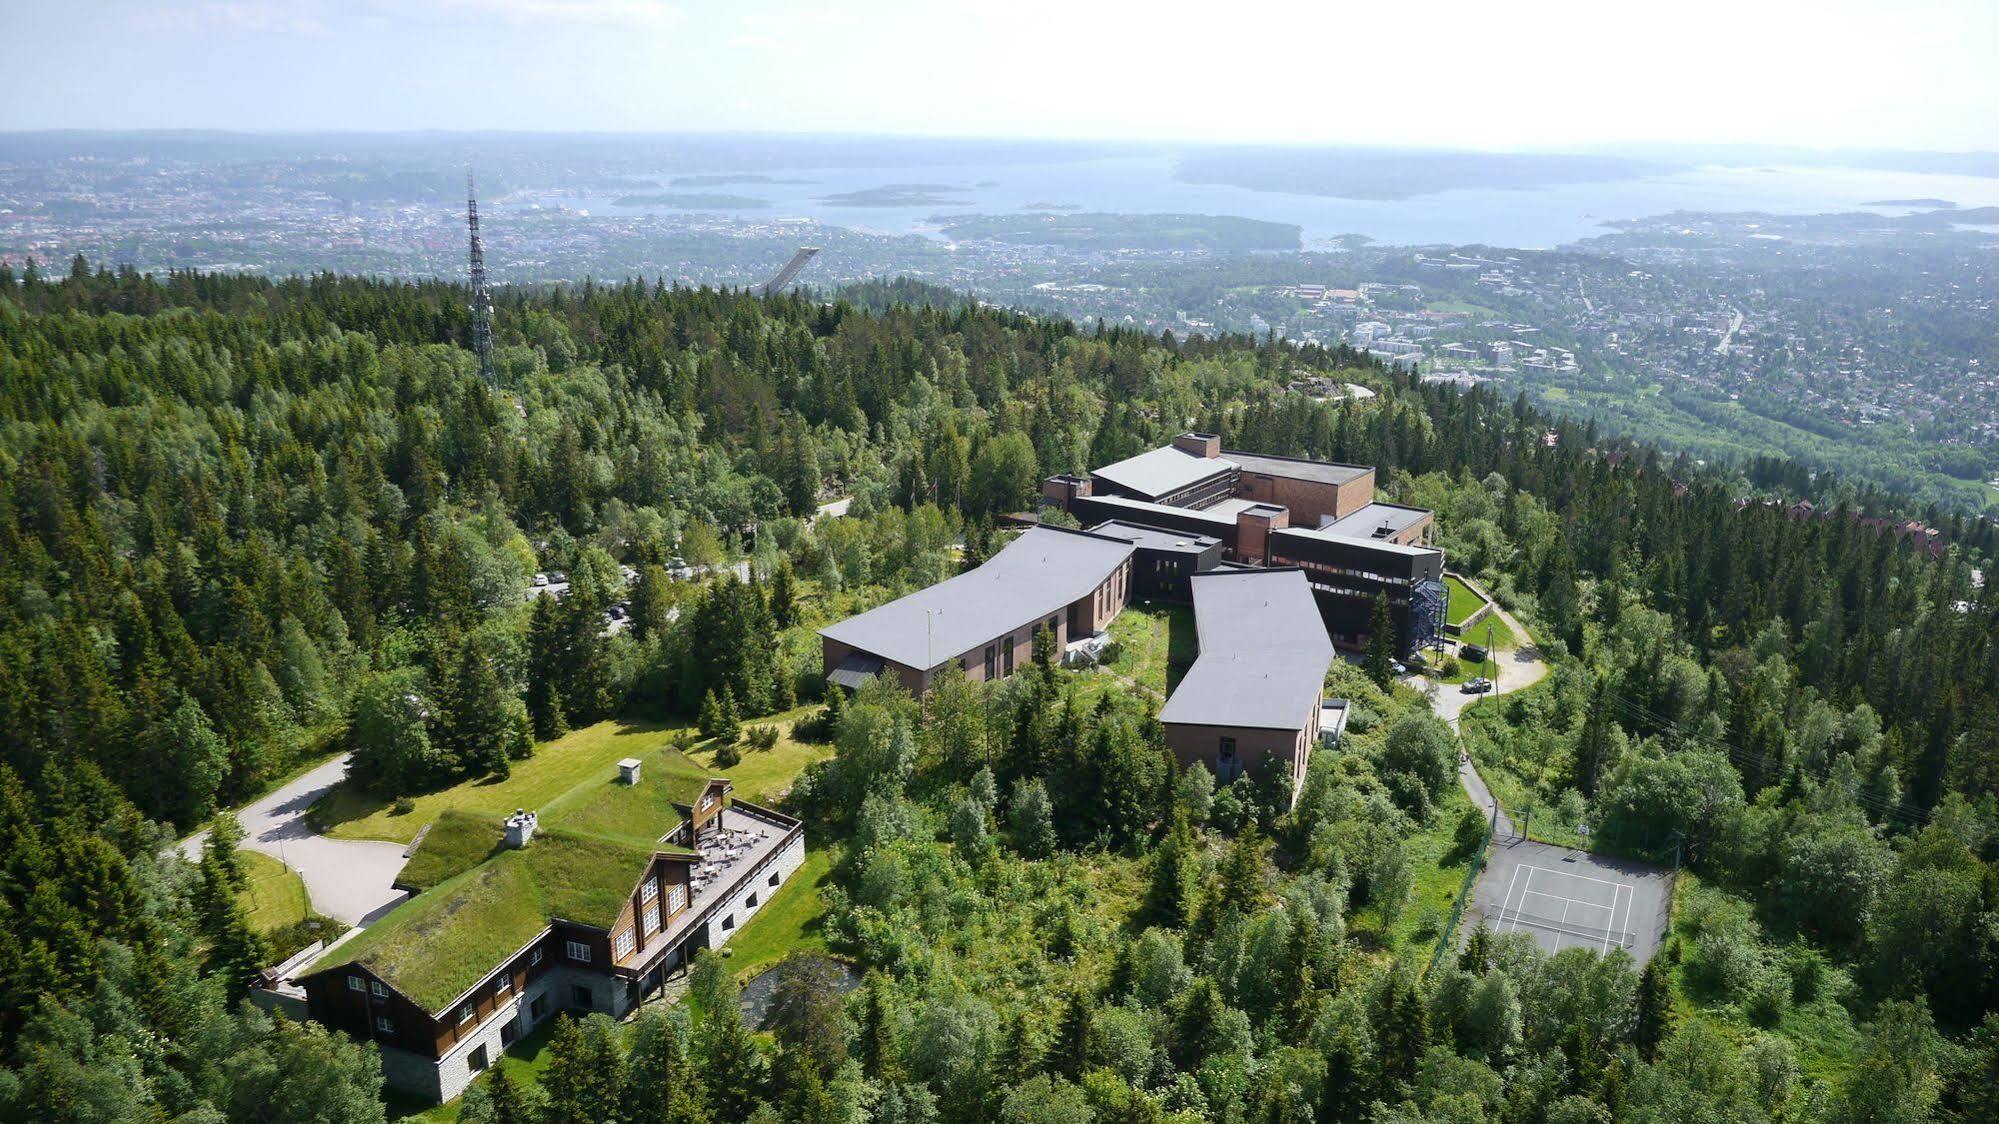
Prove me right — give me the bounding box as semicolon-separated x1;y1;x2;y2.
503;808;538;848
1173;432;1221;459
618;758;643;785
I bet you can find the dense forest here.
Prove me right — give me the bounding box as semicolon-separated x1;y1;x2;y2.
2;259;1998;1122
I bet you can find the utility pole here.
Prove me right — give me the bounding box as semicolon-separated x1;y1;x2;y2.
467;170;496;385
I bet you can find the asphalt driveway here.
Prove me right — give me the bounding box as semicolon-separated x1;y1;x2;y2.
179;755;409;928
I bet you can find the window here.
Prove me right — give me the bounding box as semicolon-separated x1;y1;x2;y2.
698;791;716;812
566;940;592;964
668;884;687;913
501;1022;519;1048
722;913;736;931
643;903;660;934
983;645;995;678
1002;636;1015;675
459;1004;475;1026
746;892;759;908
768;872;781;887
571;985;593;1009
1219;736;1237;762
347;976;365;993
369;980;388;998
530;995;550;1022
469;1045;489;1072
614;929;635;959
375;1016;395;1035
495;974;511;997
640;877;658;903
529;947;543;968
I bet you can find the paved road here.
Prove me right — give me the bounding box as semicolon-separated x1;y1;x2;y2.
179;755;409;928
1417;600;1545;841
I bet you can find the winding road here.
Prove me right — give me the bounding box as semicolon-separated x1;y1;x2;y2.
1416;600;1546;837
178;755;409;928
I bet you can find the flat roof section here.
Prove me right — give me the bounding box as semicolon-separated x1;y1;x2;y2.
1159;569;1334;731
1225;450;1374;488
819;525;1134;672
1086;520;1221;554
1074;493;1240;532
1317;502;1432;541
1090;445;1237;501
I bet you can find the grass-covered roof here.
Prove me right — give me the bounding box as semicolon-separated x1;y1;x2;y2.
307;746;719;1013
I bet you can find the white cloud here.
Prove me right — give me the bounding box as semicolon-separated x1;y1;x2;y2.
433;0;685;27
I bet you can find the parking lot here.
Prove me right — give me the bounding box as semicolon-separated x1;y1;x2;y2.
1470;837;1673;964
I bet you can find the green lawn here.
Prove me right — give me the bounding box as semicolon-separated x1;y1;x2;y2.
1445;575;1486;626
1098;601;1197;697
237;850;312;933
720;843;839;979
315;719;687;845
686;706;835;805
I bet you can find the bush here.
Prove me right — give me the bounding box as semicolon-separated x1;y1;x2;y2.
391;797;415;816
713;741;742;768
1453;805;1489;859
746;724;781;751
1743;967;1790;1027
1438;655;1461;677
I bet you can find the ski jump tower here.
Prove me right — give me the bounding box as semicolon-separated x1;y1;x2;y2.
466;171;497;385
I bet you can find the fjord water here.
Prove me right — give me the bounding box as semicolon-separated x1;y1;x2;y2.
538;155;1999;249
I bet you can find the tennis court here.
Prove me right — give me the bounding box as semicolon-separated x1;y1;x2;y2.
1470;838;1672;963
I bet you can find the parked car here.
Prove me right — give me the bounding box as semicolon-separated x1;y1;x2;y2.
1460;644;1489;664
1462;677;1494;694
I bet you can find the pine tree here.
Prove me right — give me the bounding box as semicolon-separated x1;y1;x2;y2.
1047;985;1093;1079
1145;820;1198;927
1634;956;1674;1061
483;1068;531;1124
702;1002;769;1122
1364;592;1397;689
542;1014;628;1124
855;972;901;1082
769;561;798;630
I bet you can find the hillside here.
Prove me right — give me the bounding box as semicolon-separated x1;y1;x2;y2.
0;267;1996;1122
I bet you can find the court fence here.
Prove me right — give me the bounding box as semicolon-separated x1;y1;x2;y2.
1426;808;1496;975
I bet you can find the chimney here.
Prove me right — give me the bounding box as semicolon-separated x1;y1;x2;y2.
618;758;643;785
1173;432;1221;459
503;808;537;848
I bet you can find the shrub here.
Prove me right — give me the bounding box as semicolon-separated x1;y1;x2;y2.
746;724;782;751
391;797;415;816
713;741;742;768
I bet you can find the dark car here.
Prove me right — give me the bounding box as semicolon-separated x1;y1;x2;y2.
1460;644;1489;664
1462;677;1494;694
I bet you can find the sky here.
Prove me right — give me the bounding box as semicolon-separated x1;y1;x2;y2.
5;0;1998;151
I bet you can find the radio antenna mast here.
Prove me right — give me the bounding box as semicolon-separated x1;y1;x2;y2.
467;169;496;384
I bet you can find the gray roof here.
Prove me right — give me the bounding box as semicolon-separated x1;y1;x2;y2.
1224;450;1373;487
1075;493;1239;531
820;526;1133;671
1317;502;1432;541
1086;520;1220;553
1091;445;1236;500
1159;569;1333;730
827;650;885;689
1272;524;1440;560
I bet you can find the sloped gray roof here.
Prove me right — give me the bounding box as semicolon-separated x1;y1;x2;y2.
1159;569;1333;730
1090;445;1236;500
820;526;1133;671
